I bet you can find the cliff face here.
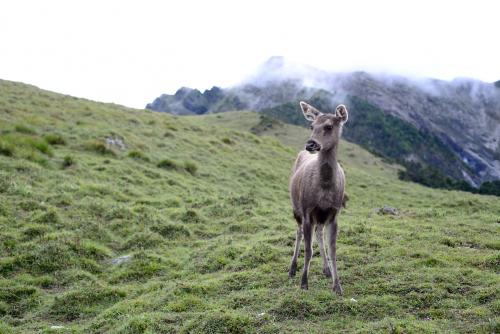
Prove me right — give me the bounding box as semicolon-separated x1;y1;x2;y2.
331;73;500;184
146;59;500;185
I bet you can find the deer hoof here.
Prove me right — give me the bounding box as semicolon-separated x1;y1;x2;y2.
301;273;308;289
333;283;343;295
289;262;297;277
323;267;332;278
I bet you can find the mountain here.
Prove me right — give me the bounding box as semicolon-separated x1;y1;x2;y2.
1;79;499;333
147;57;500;188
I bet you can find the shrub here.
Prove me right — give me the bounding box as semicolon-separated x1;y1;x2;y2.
0;203;7;216
27;137;53;156
157;158;179;170
44;134;66;145
251;115;281;134
84;140;116;156
180;209;204;224
62;155;75;168
184;160;198;175
14;124;35;134
399;162;476;193
221;137;233;144
0;140;14;157
128;150;150;162
479;180;500;196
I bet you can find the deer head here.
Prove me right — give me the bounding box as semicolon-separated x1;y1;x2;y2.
300;101;348;153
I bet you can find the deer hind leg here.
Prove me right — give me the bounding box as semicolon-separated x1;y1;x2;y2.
289;221;303;278
315;224;331;278
301;215;313;290
327;211;343;295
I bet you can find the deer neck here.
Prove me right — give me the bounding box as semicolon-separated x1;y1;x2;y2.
318;146;338;190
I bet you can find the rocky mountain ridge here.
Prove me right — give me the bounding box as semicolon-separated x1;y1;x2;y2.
147;57;500;186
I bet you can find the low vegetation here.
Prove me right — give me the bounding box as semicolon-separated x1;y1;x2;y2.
0;79;499;333
260;95;500;195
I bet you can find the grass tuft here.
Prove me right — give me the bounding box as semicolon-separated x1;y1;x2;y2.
26;137;53;156
85;139;117;156
0;283;41;317
50;285;125;321
151;222;191;238
184;160;198;175
221;137;233;144
14;124;36;134
62;155;76;168
181;311;254;334
157;158;179;170
0;140;14;157
128;150;150;162
32;208;61;225
43;133;66;145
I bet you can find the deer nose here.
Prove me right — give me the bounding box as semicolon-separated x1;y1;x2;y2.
305;140;320;152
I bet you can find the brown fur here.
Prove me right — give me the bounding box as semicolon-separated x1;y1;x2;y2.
288;101;348;295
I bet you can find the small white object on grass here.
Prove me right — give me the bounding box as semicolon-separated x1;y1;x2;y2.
110;254;132;265
350;298;357;303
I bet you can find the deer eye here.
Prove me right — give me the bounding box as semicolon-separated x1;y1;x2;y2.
309;125;314;130
325;125;333;131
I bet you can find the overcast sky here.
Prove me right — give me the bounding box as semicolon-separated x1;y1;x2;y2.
1;0;499;108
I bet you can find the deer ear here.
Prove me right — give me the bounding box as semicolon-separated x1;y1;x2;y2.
335;104;348;123
300;101;322;121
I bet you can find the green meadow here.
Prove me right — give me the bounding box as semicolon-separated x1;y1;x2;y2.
0;79;498;333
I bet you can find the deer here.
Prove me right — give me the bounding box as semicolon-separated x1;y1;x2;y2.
288;101;348;295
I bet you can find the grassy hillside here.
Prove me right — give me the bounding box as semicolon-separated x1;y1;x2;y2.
259;96;480;192
0;79;499;333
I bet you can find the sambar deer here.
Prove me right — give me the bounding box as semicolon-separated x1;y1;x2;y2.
289;101;348;295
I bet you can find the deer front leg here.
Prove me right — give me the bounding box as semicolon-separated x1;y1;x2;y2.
315;224;331;278
327;214;343;295
289;225;303;277
301;216;313;290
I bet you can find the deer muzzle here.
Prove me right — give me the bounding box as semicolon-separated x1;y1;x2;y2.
305;140;321;152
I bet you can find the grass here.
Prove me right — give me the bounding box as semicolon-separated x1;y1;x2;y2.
128;150;150;162
62;155;75;168
0;79;499;333
84;139;116;156
43;133;66;146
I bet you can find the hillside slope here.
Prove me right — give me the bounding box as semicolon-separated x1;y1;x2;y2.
0;80;499;333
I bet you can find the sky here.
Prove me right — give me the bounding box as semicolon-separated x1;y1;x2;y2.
1;0;499;108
